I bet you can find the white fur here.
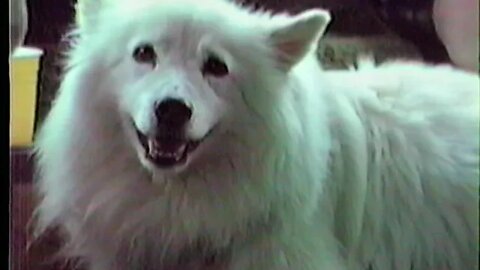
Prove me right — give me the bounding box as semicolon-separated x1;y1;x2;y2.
34;0;479;269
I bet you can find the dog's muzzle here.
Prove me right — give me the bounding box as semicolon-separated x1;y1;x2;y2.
134;98;208;169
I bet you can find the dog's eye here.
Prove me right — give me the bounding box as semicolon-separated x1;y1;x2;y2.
202;54;229;77
133;44;156;64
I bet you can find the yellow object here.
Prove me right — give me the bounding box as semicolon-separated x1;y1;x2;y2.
10;47;43;147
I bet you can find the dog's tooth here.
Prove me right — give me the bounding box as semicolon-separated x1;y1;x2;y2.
158;151;173;158
148;140;188;160
174;144;187;160
179;143;187;154
148;140;157;156
148;139;154;150
183;144;189;152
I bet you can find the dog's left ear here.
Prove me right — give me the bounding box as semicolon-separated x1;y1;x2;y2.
269;9;331;71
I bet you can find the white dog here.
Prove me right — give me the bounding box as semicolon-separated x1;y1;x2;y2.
34;0;479;269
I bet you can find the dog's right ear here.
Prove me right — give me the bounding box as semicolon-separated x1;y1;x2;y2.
75;0;111;30
75;0;98;29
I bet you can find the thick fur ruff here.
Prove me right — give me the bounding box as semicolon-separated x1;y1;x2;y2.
34;0;479;269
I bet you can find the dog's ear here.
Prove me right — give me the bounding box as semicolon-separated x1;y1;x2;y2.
75;0;113;30
269;9;331;71
75;0;94;29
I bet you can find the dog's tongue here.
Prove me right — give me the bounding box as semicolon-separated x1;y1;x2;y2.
148;138;187;160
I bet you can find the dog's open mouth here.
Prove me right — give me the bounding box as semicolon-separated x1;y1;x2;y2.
135;129;202;168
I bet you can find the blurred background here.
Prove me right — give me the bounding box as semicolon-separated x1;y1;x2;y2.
10;0;479;269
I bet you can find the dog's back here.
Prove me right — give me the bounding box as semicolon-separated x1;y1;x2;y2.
325;62;479;269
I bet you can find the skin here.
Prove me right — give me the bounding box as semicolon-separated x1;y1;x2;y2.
433;0;479;72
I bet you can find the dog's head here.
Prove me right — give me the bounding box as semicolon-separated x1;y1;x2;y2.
72;0;330;174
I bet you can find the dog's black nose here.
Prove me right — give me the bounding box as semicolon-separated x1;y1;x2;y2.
155;98;192;128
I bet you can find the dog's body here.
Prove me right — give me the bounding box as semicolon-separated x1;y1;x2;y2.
34;0;479;269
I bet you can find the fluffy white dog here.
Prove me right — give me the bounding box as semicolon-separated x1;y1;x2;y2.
34;0;479;269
